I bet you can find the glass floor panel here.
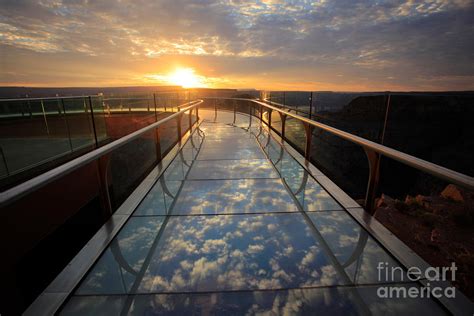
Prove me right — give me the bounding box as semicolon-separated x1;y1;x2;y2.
187;159;279;180
75;217;165;295
197;146;266;160
292;175;343;212
60;120;448;315
61;284;446;316
308;211;409;284
138;213;347;293
201;137;261;148
171;179;299;215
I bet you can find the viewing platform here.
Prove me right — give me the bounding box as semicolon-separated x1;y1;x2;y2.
1;97;472;315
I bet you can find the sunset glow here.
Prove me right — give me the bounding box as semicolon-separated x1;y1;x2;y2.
0;1;473;90
167;68;205;88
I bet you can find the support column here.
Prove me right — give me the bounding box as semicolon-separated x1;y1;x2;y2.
364;148;381;214
304;123;314;160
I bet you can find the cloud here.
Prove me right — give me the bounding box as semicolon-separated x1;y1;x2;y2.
1;0;473;90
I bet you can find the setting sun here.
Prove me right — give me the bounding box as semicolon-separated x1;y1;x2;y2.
167;68;204;88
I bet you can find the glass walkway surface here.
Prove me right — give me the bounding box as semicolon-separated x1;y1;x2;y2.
56;110;448;315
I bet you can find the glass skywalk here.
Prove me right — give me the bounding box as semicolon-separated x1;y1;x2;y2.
58;110;447;315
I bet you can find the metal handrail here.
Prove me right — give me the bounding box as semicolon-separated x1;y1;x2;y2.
257;99;473;186
0;95;97;102
264;98;311;116
0;91;192;103
2;95;472;211
204;97;474;212
0;100;202;207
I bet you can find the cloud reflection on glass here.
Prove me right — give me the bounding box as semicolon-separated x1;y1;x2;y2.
172;179;299;215
76;217;164;295
59;112;446;315
138;213;345;293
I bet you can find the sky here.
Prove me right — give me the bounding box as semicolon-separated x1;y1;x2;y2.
0;0;473;91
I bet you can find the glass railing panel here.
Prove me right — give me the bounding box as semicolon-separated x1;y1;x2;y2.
0;99;69;176
108;129;159;209
267;91;284;105
284;117;306;153
62;97;95;151
158;119;178;158
180;109;191;134
0;99;23;117
0;148;8;178
309;128;368;203
0;158;109;314
270;110;282;135
311;92;387;143
41;98;73;154
89;96;108;144
280;91;312;118
381;93;473;177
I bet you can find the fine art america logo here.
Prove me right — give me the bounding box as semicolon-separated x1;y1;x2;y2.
377;262;457;299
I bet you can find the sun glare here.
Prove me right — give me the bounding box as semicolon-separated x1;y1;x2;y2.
167;68;204;88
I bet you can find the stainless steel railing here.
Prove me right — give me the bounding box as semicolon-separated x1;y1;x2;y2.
2;96;472;214
203;97;474;212
0;99;202;207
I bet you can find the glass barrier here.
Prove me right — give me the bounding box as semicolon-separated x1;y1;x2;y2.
108;129;159;209
62;97;95;151
285;116;306;153
0;92;196;189
0;97;198;315
257;91;474;302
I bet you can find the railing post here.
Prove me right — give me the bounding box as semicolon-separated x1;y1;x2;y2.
40;99;50;135
155;128;162;162
27;100;32;118
268;109;272;129
233;99;236;124
248;101;252;127
56;99;62;115
188;109;192;132
153;96;161;161
0;146;10;176
214;99;217;115
61;98;74;152
364;148;381;214
153;93;157;120
88;96;99;148
259;104;263;122
176;113;183;144
380;93;391;145
97;155;113;216
176;92;179;112
303;123;314;160
279;112;287;138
